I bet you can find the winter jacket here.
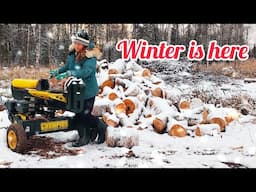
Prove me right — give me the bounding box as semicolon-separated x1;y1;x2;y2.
58;46;101;99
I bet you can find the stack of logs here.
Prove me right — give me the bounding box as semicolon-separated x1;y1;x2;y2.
48;59;241;148
92;59;241;147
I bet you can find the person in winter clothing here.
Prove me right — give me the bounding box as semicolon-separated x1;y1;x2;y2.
50;30;107;147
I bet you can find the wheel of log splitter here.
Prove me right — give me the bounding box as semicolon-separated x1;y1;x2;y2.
6;123;27;153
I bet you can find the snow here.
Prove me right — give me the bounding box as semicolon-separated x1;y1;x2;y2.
1;59;256;168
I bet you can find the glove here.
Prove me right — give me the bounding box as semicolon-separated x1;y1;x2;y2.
56;71;71;80
50;69;59;78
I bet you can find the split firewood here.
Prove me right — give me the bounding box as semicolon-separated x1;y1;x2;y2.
103;112;119;127
167;118;187;137
195;123;221;136
106;126;139;148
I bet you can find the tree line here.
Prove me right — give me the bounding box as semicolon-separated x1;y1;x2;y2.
0;24;254;67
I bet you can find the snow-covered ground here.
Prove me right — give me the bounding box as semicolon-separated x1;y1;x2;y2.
1;111;256;168
1;60;256;168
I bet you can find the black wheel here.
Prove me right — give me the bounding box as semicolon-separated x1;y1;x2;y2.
6;123;27;153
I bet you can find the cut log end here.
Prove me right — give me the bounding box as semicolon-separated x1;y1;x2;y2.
210;117;225;132
123;99;136;115
108;69;119;74
103;115;119;127
179;101;190;110
151;87;163;98
195;127;201;136
142;69;151;77
102;79;115;89
115;102;127;114
169;124;187;137
108;92;118;101
153;118;166;133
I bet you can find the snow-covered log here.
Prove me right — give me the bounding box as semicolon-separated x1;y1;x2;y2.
103;113;119;127
106;126;139;148
92;97;111;116
151;87;163;98
207;108;227;132
124;84;141;97
167;118;187;137
108;59;126;74
152;112;168;133
195;124;220;136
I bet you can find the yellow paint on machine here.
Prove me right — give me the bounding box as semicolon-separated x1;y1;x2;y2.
12;79;39;89
28;89;67;103
40;120;69;132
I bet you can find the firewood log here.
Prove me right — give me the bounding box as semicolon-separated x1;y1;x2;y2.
148;97;178;116
152;113;168;133
124;84;141;96
106;126;139;148
195;123;220;136
208;108;227;132
108;92;119;101
123;98;136;115
151;87;163;98
109;70;133;81
92;98;111;116
103;112;119;127
101;79;115;89
112;98;127;115
179;100;190;110
167;118;187;137
108;59;126;74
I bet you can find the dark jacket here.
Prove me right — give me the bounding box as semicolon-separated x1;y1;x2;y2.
58;46;101;99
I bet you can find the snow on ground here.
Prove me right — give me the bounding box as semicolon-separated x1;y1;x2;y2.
1;60;256;168
1;110;256;168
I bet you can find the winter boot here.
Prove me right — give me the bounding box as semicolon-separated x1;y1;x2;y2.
90;127;98;142
72;125;90;147
95;119;107;144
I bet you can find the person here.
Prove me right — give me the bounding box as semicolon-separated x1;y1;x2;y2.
50;29;107;147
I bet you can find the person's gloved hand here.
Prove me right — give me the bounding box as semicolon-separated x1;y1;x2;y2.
56;71;71;80
50;69;59;78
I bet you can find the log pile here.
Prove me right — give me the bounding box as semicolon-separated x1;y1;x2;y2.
49;59;243;148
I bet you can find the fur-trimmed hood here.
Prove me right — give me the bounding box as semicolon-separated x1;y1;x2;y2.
69;44;102;60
